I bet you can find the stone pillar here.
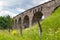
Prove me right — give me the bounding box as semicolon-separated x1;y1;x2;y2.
13;19;15;29
17;19;19;29
21;18;24;29
29;13;34;27
13;19;18;29
29;18;32;27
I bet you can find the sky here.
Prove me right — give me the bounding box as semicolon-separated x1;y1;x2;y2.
0;0;50;18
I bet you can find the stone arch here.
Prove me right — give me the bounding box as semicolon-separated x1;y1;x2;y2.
52;5;60;13
23;15;29;28
32;11;43;25
18;17;21;28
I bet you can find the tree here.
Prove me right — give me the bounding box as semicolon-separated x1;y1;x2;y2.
37;20;42;38
6;15;11;33
0;16;13;30
0;16;8;29
36;12;43;38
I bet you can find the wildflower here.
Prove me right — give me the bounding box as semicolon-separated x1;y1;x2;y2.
11;30;18;35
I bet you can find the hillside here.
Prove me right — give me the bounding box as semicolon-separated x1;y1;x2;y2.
22;7;60;40
0;7;60;40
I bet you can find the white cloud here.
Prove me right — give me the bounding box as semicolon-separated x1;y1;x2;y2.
0;0;23;18
32;0;50;5
0;1;3;6
0;0;50;18
0;0;9;6
0;0;18;18
16;8;25;12
0;10;17;18
0;1;4;11
0;0;24;6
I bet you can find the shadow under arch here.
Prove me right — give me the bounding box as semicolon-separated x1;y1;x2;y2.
32;11;43;25
23;15;29;28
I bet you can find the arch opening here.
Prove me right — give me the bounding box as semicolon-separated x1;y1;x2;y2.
32;12;43;25
23;15;29;28
52;6;60;13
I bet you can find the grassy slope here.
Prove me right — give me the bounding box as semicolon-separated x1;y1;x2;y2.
22;7;60;40
0;7;60;40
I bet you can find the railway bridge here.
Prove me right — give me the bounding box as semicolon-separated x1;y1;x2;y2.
13;0;60;29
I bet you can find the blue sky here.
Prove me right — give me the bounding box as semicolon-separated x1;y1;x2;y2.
0;0;50;18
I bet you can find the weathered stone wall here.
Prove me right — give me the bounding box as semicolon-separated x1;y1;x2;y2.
13;0;60;29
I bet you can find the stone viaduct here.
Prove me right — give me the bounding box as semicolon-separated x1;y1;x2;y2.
13;0;60;29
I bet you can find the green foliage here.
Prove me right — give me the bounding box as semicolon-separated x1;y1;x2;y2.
0;16;13;29
41;7;60;40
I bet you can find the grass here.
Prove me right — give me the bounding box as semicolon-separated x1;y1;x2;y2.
0;7;60;40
